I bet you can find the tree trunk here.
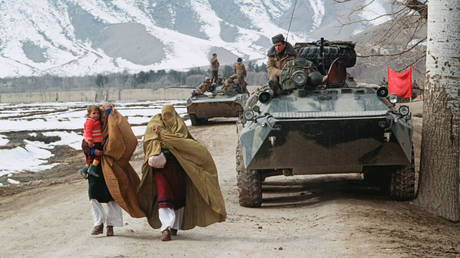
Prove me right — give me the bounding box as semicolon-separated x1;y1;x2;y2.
416;0;460;221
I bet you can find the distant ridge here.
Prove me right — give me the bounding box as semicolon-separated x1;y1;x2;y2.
0;0;391;78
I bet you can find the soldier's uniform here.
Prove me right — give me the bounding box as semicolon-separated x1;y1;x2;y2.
210;55;219;84
194;80;211;95
222;74;243;95
233;60;247;87
267;34;297;81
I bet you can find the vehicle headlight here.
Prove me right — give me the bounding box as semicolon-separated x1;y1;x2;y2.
258;91;271;104
308;71;323;87
399;105;410;116
252;105;260;113
243;110;255;121
388;94;398;104
186;98;192;106
292;70;307;86
376;87;388;97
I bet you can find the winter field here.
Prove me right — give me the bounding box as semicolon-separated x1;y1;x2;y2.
0;99;459;257
0;100;187;183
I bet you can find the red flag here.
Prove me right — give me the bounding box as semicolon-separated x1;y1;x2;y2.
387;67;412;98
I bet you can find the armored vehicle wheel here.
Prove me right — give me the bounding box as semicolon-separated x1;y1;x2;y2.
189;114;207;126
190;114;199;125
389;162;416;201
363;164;415;200
200;117;208;124
389;148;416;201
236;143;262;207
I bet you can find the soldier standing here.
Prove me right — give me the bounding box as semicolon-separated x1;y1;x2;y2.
267;34;296;96
210;53;219;84
233;57;247;86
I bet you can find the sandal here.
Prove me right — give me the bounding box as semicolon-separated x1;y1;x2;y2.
91;224;103;235
161;228;171;241
106;226;114;236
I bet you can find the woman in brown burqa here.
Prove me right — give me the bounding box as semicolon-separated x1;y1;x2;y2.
81;104;146;237
137;104;226;241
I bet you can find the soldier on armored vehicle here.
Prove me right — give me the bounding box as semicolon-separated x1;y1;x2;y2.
222;74;248;95
192;78;214;97
233;57;247;89
267;34;297;96
260;37;357;98
186;75;249;126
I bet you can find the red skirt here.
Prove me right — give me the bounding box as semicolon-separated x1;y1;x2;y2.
154;153;186;209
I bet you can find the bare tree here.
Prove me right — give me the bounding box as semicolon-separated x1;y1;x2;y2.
336;0;459;221
415;0;459;222
335;0;427;73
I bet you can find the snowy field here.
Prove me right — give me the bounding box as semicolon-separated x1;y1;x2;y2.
0;100;187;179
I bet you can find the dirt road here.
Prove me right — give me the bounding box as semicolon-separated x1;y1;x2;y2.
1;111;459;257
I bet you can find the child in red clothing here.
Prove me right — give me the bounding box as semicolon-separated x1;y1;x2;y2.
80;105;104;178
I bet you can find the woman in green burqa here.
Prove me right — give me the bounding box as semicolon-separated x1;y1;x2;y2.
137;104;226;241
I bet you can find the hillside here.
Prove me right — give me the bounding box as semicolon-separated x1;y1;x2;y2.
348;16;426;87
0;0;392;78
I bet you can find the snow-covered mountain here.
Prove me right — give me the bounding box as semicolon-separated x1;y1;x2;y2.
0;0;391;77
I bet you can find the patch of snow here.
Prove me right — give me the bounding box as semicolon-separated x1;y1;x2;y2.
264;0;290;19
131;126;147;137
352;28;364;35
0;100;190;175
308;0;325;30
190;0;221;42
0;134;8;146
361;0;390;26
7;178;20;185
43;131;83;150
235;0;306;45
0;140;57;176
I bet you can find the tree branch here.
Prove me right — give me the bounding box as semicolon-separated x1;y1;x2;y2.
404;0;427;19
396;53;425;72
357;37;426;57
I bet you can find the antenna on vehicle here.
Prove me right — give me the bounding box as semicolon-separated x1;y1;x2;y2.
285;0;298;42
320;37;325;74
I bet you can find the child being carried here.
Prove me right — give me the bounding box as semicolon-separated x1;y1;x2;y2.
80;105;104;178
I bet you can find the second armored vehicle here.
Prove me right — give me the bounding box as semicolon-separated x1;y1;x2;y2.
186;84;248;125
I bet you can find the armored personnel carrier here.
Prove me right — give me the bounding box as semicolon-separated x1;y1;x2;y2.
186;84;248;125
236;39;415;207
